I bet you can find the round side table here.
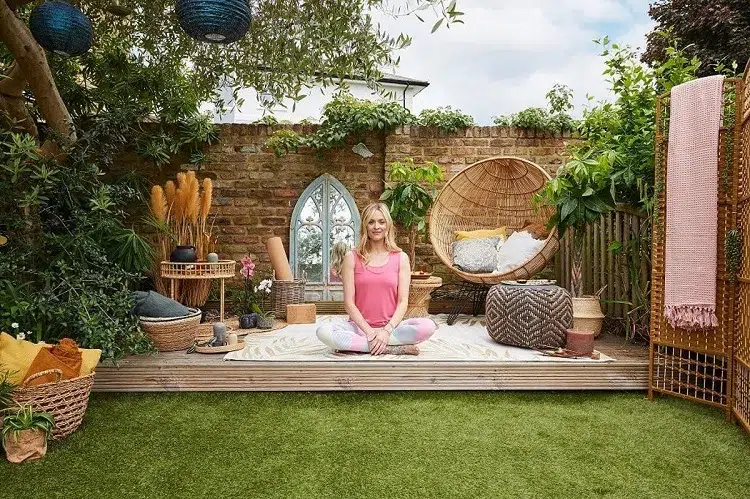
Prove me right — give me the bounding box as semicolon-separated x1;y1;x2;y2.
160;260;236;322
405;276;442;319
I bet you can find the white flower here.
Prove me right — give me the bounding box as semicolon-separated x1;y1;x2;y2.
11;322;19;329
16;332;25;340
38;341;46;344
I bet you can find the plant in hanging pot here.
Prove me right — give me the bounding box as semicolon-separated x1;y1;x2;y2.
380;158;444;273
2;405;55;464
536;149;616;337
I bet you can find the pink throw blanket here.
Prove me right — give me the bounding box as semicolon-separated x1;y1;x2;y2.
664;75;724;330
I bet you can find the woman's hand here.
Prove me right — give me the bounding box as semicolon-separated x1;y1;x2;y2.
369;328;390;355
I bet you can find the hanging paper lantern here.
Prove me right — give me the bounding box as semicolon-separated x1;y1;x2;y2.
29;1;93;57
176;0;252;44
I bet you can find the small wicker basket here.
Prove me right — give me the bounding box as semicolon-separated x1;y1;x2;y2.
11;369;95;441
261;278;305;319
139;308;201;351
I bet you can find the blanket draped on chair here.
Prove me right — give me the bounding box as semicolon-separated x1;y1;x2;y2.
664;75;724;330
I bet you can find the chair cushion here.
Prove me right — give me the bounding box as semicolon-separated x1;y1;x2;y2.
133;291;190;318
454;227;507;241
452;237;501;273
496;231;544;273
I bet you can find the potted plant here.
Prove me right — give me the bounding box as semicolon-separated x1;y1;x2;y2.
536;149;616;336
256;309;276;330
232;257;274;329
380;158;444;273
2;405;55;464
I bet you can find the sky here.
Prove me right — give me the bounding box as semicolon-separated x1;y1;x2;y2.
375;0;655;124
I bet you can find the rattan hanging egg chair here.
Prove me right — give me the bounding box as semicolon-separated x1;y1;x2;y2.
429;156;560;285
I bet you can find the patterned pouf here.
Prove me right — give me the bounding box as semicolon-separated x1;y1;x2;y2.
485;283;572;349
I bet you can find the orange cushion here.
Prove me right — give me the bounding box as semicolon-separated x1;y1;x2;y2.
24;348;80;386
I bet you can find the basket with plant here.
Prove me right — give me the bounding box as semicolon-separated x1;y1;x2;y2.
2;405;55;463
149;170;216;307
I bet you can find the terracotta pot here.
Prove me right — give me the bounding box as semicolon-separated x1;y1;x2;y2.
3;428;48;464
572;296;605;338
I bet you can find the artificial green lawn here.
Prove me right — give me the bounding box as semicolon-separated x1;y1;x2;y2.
2;392;749;498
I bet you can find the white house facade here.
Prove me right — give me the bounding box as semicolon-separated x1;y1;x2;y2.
205;74;429;124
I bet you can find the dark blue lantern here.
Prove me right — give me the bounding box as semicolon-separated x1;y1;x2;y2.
176;0;252;44
29;1;93;57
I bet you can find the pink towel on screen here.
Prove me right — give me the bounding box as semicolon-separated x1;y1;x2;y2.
664;75;724;330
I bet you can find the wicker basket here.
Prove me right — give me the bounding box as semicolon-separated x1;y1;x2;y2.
140;308;201;351
11;369;95;441
261;279;305;319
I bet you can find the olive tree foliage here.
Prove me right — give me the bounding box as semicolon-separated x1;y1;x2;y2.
0;0;462;153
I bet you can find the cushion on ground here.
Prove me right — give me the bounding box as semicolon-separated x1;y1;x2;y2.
485;284;572;349
452;236;501;273
133;290;190;318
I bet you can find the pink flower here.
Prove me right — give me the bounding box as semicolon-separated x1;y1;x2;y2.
240;256;256;279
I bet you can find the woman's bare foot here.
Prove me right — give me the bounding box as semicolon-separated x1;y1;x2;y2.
384;345;420;355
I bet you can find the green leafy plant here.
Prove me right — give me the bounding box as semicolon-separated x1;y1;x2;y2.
417;106;475;132
380;158;444;270
2;405;55;443
536;150;617;297
493;84;578;133
266;130;301;158
0;369;16;414
266;93;415;156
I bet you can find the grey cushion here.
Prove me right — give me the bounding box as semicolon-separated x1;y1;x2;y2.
133;291;191;318
452;237;500;273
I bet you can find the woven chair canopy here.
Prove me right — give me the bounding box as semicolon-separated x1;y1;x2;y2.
429;156;560;285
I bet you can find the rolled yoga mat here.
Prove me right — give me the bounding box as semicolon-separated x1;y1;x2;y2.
266;237;294;281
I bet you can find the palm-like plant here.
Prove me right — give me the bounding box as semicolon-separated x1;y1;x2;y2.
380;158;444;271
536;149;617;297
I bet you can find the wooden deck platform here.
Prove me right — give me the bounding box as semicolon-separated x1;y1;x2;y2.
94;333;648;392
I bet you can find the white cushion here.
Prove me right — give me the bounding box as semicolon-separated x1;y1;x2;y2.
496;231;544;273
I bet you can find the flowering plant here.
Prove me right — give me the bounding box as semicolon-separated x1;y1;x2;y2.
232;257;272;316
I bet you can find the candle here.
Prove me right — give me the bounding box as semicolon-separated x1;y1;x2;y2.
228;333;238;346
566;329;595;356
213;322;227;345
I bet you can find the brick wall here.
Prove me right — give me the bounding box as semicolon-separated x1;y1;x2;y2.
146;124;570;282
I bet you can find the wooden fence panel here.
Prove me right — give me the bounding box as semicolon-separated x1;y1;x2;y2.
553;206;648;327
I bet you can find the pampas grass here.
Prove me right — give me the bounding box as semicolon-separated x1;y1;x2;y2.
149;172;216;307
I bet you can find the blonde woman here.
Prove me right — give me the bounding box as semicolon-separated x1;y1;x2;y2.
316;202;436;355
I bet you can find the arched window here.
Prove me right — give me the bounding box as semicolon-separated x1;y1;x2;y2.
290;174;360;301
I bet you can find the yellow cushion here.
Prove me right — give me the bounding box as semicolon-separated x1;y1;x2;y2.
0;332;44;385
79;348;101;376
455;227;507;241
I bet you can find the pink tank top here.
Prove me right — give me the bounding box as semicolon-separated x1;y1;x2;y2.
353;251;401;327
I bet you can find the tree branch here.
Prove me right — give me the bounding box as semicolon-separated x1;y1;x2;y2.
0;1;75;154
0;61;38;136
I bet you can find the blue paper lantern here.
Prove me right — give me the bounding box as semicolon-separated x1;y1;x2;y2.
29;1;93;57
176;0;252;44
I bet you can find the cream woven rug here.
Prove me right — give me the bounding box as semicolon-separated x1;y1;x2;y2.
224;315;614;362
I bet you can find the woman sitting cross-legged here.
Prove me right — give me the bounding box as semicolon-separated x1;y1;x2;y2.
316;202;437;355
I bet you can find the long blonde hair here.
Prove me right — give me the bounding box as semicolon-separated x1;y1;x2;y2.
330;241;350;277
356;202;401;265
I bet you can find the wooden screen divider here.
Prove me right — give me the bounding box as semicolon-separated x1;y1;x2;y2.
651;71;750;434
734;64;750;432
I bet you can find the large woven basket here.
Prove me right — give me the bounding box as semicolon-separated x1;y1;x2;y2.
261;279;305;319
139;308;201;351
11;369;95;441
429;156;560;285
